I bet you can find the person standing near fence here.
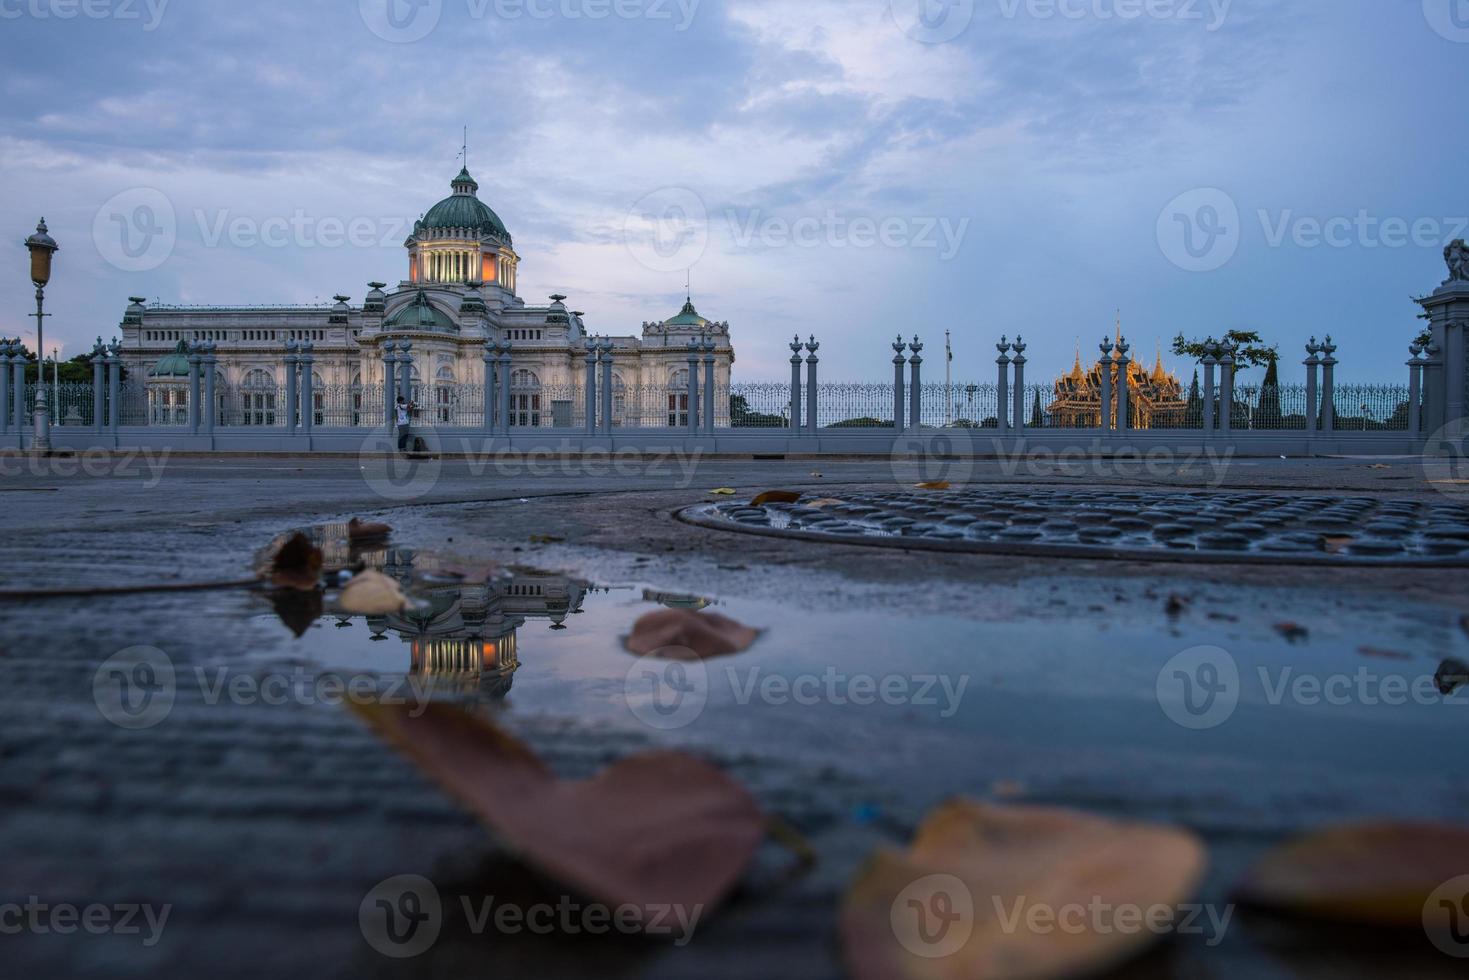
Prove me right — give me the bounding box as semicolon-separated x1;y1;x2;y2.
395;395;414;453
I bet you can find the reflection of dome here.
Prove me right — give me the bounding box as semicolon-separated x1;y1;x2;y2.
149;340;191;377
416;168;511;241
384;290;458;334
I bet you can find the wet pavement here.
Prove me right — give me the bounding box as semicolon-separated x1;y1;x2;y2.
0;455;1466;978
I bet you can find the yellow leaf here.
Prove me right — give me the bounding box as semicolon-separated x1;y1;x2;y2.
337;569;408;615
750;490;803;506
709;488;737;495
914;481;952;490
1236;821;1469;926
842;800;1206;980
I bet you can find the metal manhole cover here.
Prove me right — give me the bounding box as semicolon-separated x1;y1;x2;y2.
680;489;1469;565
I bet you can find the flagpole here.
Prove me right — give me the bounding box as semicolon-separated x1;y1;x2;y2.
945;329;953;425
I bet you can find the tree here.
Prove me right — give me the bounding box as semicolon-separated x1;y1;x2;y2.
1171;330;1278;375
1030;392;1044;428
729;394;787;428
1256;358;1282;427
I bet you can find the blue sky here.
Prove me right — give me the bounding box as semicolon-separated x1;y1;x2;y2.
0;0;1464;383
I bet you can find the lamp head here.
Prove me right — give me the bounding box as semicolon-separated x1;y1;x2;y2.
25;218;58;287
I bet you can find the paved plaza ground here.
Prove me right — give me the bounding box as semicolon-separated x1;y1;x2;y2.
0;451;1464;978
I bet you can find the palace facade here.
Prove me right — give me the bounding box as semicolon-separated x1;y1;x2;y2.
118;167;734;426
1049;343;1188;429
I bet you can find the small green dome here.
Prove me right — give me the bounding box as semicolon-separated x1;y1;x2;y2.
384;290;458;334
665;297;708;328
417;168;510;241
149;340;191;377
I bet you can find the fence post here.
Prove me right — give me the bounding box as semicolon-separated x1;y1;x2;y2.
0;342;12;436
805;336;820;436
397;340;413;400
500;341;514;436
91;338;105;434
909;336;923;429
1304;338;1321;437
582;338;596;435
687;339;701;435
1320;335;1336;434
996;337;1011;435
1407;342;1424;438
284;340;299;436
1098;338;1113;432
203;342;217;435
1012;336;1027;435
1201;342;1216;434
1115;337;1131;433
300;341;315;437
892;336;907;432
107;341;121;433
483;340;498;434
703;335;716;435
788;336;803;432
599;338;613;435
1217;339;1233;436
187;343;202;435
383;342;397;429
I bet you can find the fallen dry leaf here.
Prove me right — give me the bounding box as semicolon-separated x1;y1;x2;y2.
1235;821;1469;926
709;488;737;496
807;498;845;508
337;569;408;615
750;490;803;507
347;517;393;542
352;702;765;916
914;481;952;490
1273;622;1309;643
529;534;565;544
1321;535;1354;554
842;799;1206;980
625;609;761;659
1369;464;1392;470
270;532;323;591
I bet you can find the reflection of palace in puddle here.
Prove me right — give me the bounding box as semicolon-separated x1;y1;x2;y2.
310;525;720;699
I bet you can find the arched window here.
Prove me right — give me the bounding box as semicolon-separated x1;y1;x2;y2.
242;369;277;427
435;365;456;423
668;369;690;427
511;370;541;427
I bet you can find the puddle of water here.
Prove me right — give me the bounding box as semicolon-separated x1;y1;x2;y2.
237;523;1469;827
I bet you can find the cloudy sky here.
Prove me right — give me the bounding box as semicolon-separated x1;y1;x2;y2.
0;0;1464;383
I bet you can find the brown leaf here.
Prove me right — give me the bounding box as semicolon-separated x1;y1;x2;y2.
807;498;845;508
750;490;803;506
1321;535;1354;554
352;702;766;915
270;588;322;637
914;481;952;490
529;534;565;544
1235;821;1469;926
270;532;323;591
842;800;1206;980
337;569;408;615
347;517;393;542
625;609;761;659
1273;622;1309;643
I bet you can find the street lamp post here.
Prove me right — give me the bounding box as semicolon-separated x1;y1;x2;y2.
24;218;58;451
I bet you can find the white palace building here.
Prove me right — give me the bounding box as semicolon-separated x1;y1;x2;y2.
117;167;734;427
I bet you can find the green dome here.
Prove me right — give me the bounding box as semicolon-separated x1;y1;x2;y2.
665;298;708;328
384;290;458;334
417;168;510;241
149;341;191;377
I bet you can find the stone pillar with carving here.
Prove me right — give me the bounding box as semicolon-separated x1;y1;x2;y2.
284;340;299;436
202;342;218;435
187;343;203;435
1115;337;1131;433
599;338;613;435
1320;336;1336;434
91;338;106;434
583;338;598;435
484;340;499;433
106;341;121;432
686;339;701;435
1097;339;1113;432
1011;336;1027;435
703;335;717;435
788;336;803;432
1217;339;1233;436
1417;240;1469;440
1407;342;1424;438
995;338;1011;436
1201;342;1217;433
299;341;315;436
909;336;923;430
499;340;514;436
892;337;907;432
383;341;397;429
0;341;12;435
1303;338;1321;437
805;336;819;436
397;340;413;399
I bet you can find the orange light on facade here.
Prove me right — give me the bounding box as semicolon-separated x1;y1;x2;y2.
482;253;496;283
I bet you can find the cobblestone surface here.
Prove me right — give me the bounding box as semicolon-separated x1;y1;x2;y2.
687;487;1469;564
